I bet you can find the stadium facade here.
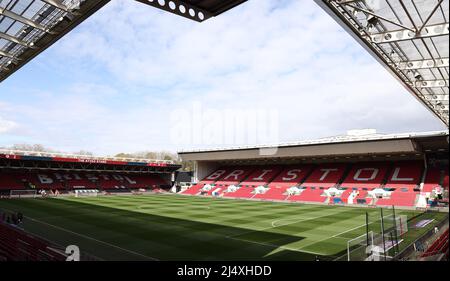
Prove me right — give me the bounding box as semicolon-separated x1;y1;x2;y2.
178;130;449;209
0;149;181;196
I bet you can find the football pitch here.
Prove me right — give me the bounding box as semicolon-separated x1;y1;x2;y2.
0;194;446;261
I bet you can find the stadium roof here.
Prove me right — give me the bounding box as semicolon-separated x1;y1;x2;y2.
135;0;248;22
0;148;176;165
315;0;449;127
178;130;449;161
0;0;247;82
0;0;110;82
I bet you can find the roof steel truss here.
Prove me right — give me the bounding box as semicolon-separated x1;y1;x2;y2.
316;0;450;126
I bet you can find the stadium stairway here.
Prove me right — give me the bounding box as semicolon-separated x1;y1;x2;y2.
206;187;222;196
339;189;353;204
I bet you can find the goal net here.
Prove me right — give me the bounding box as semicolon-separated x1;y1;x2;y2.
397;215;408;236
346;231;400;261
347;231;374;261
74;189;99;198
10;190;37;198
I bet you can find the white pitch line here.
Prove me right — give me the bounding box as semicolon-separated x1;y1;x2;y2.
227;209;365;256
227;208;349;239
294;233;349;253
228;236;325;256
25;216;159;261
331;223;369;238
294;217;381;252
331;213;387;238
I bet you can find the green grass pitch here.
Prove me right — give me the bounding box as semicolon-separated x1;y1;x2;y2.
0;194;446;261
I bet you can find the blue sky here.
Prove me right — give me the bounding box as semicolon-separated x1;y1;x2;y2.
0;0;446;156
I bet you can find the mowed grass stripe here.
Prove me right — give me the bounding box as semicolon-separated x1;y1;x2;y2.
0;194;440;261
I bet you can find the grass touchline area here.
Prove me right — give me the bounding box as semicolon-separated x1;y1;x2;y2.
0;194;446;261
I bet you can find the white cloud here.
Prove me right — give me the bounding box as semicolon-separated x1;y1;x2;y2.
0;0;445;155
0;116;16;134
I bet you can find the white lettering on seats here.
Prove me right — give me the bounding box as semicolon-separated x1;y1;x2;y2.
390;167;413;181
38;174;53;184
253;170;272;181
319;169;338;181
124;176;136;184
86;174;98;181
353;168;379;181
206;170;226;180
282;169;301;181
54;173;72;180
224;170;244;180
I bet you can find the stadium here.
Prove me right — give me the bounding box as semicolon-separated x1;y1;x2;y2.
0;0;449;264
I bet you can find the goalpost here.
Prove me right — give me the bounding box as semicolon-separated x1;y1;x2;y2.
345;208;408;261
383;214;408;236
10;190;37;198
347;231;374;261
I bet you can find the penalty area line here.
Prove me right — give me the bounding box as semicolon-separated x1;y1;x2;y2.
227;236;326;256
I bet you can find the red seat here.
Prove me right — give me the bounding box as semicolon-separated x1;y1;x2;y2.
268;165;313;188
213;167;255;188
341;162;389;189
303;164;346;188
182;184;204;195
289;188;326;203
442;171;449;191
0;222;66;261
0;172;26;190
376;191;417;207
422;229;449;258
0;171;168;191
422;168;442;192
181;167;235;195
253;186;289;201
239;166;282;187
339;189;352;203
223;186;255;198
384;161;422;189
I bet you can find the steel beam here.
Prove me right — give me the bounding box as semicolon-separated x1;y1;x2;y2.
367;23;449;44
0;31;31;47
414;79;449;89
41;0;71;12
396;58;449;70
0;49;15;59
0;7;48;32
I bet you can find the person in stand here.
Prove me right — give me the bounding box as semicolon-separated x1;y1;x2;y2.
17;212;23;224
